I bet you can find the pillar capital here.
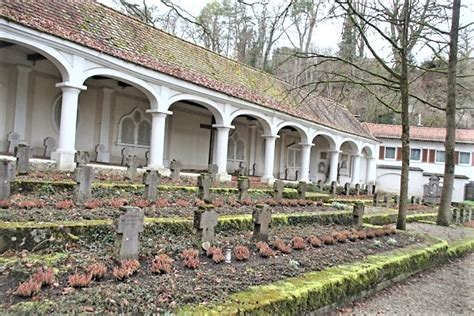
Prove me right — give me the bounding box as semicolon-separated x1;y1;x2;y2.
352;153;364;158
328;150;341;154
55;82;87;91
16;65;32;73
262;134;280;139
212;124;234;130
102;87;115;94
299;142;314;147
146;109;173;116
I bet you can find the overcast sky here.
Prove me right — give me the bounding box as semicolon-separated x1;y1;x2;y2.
100;0;474;62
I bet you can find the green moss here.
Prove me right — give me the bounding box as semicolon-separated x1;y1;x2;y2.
0;252;67;267
5;299;55;314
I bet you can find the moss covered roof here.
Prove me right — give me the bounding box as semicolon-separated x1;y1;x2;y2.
1;0;375;140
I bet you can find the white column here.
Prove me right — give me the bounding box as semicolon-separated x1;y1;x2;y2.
97;87;114;162
52;82;87;171
147;109;171;173
248;122;257;170
13;65;32;141
351;154;362;185
328;150;340;183
278;132;287;178
366;157;376;185
299;143;313;182
261;134;278;184
213;124;233;182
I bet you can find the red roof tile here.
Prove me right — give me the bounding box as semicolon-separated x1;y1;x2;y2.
365;123;474;144
0;0;376;140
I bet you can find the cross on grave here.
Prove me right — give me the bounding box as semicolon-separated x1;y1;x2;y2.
193;206;218;246
331;181;337;195
344;182;350;196
252;163;257;176
297;181;307;199
252;205;272;242
95;144;106;163
0;160;14;199
352;202;365;228
208;164;218;182
75;151;90;165
273;180;284;202
197;173;212;202
43;137;56;159
7;132;20;154
15;144;31;175
121;148;132;166
238;161;248;177
316;180;323;192
373;193;379;207
237;176;250;203
169;159;183;182
73;165;94;204
115;206;145;260
143;170;160;201
125;155;140;180
354;183;360;196
423;174;442;204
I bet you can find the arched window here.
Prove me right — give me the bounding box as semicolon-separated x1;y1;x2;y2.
227;131;245;161
117;108;151;147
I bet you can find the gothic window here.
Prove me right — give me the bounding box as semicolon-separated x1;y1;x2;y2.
227;131;245;161
117;108;151;147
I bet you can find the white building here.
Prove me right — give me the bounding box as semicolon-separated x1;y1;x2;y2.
0;1;378;185
366;123;474;202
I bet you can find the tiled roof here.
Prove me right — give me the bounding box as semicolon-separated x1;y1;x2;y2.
365;123;474;144
0;0;375;140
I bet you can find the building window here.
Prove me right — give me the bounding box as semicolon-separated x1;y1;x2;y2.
117;108;151;147
459;152;470;165
410;148;421;161
53;96;79;132
384;147;396;160
287;147;301;168
436;150;445;163
227;131;245;161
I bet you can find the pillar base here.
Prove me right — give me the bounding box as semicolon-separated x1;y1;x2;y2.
260;175;275;185
52;149;76;171
216;173;232;182
147;165;171;177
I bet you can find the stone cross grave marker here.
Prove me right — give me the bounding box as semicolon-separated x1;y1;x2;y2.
238;161;248;177
383;195;390;208
143;170;160;201
95;144;106;162
373;193;379;207
73;165;94;204
344;182;350;196
193;206;218;246
237;176;250;203
0;160;14;199
352;202;365;228
331;181;337;195
7;132;20;154
43;137;56;159
169;159;183;182
354;183;360;196
208;164;218;182
15;144;31;175
197;173;211;202
316;180;323;192
273;180;284;202
125;155;140;180
121;148;132;166
252;205;271;242
423;174;441;204
115;206;144;260
75;151;90;165
297;181;307;200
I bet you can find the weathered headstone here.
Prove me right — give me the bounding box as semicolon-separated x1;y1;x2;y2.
169;159;183;182
415;197;422;204
316;180;323;192
73;165;94;204
125;155;140;180
237;176;250;203
393;195;400;206
410;196;416;204
238;161;248;177
197;173;211;202
121;148;132;166
297;181;307;200
75;151;90;165
252;204;271;242
452;208;459;224
423;174;442;204
331;181;337;195
193;205;218;246
354;183;360;196
352;202;364;228
273;180;284;202
95;144;107;162
0;160;14;199
43;137;56;159
383;195;390;208
7;132;20;154
344;182;350;196
208;164;218;182
15;144;30;175
115;206;144;260
373;193;379;207
143;170;160;201
464;181;474;201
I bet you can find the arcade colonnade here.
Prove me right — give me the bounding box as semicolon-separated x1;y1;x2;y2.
0;20;378;185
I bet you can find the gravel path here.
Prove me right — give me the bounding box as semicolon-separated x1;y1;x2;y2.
331;252;474;315
407;222;474;242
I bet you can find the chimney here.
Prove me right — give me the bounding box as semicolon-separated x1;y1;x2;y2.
417;113;422;127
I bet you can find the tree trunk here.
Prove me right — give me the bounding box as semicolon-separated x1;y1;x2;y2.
437;0;460;226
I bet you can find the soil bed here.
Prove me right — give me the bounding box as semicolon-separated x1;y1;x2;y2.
0;224;423;314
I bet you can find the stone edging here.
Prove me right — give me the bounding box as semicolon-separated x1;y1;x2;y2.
177;237;474;315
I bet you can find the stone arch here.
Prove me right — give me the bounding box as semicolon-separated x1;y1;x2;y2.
228;109;272;135
361;144;374;158
0;36;71;81
339;139;360;154
80;68;159;109
274;122;310;143
310;132;337;150
164;93;225;125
